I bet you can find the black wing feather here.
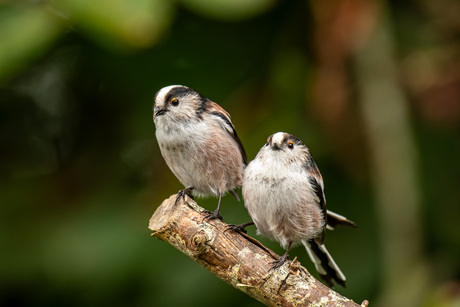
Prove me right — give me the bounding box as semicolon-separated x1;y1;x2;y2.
308;176;326;214
211;111;248;165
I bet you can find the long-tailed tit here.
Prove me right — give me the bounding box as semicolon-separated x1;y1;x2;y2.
242;132;352;287
153;85;248;220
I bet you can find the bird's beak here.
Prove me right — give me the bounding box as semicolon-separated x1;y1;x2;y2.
271;144;281;151
154;107;168;118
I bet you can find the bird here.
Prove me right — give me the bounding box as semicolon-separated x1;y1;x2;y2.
241;132;350;287
153;85;248;220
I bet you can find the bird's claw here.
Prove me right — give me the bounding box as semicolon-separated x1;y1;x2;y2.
175;187;194;205
202;210;223;222
269;254;289;271
224;223;248;234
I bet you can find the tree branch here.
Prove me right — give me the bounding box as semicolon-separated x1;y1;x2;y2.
148;194;369;307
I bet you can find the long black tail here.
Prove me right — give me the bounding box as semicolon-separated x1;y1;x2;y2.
302;240;347;287
326;210;357;230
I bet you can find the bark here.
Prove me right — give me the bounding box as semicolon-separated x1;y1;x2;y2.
148;194;369;307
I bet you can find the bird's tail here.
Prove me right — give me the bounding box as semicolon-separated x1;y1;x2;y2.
326;210;357;230
302;240;347;287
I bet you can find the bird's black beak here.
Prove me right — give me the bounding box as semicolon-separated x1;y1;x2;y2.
154;107;168;118
271;144;281;151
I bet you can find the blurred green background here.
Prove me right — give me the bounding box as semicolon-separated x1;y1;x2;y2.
1;0;459;306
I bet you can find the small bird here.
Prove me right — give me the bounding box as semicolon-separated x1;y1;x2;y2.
153;85;248;220
242;132;350;287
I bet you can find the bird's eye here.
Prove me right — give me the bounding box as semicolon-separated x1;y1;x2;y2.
170;98;179;106
287;141;294;149
266;138;270;145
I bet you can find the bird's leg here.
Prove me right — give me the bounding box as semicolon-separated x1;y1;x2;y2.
225;222;255;234
270;242;292;270
175;187;194;205
203;193;223;221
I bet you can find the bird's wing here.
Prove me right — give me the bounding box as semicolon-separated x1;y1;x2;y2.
208;101;248;165
306;157;327;244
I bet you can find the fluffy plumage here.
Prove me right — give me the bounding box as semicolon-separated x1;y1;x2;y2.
242;132;348;287
153;85;247;220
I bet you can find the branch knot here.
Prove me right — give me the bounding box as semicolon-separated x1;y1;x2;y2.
191;230;210;256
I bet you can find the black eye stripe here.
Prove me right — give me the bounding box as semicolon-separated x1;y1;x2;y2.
283;135;304;147
165;87;191;105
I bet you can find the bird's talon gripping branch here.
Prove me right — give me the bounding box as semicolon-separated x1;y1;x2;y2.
175;187;194;205
270;253;290;271
202;210;223;222
224;222;254;234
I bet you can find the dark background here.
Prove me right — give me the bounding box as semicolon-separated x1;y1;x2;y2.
1;0;459;306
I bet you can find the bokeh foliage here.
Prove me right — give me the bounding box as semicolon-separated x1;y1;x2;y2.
1;0;459;306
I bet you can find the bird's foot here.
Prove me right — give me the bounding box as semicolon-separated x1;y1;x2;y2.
270;253;290;270
175;187;194;205
224;222;254;234
202;209;223;222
